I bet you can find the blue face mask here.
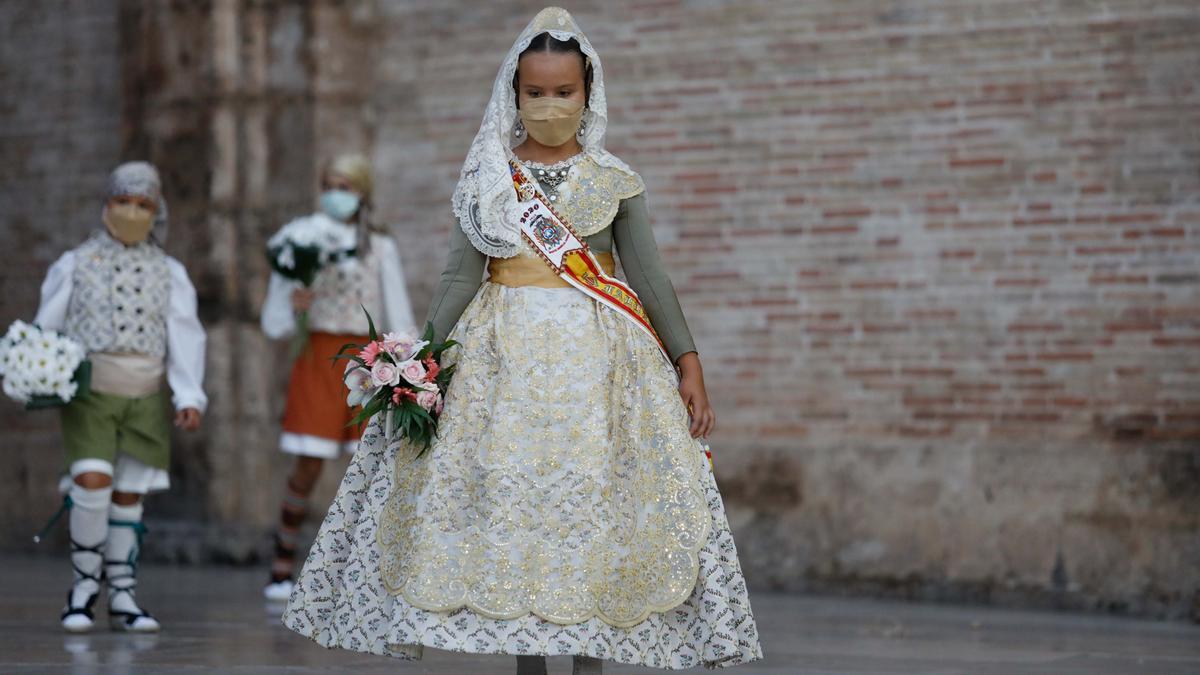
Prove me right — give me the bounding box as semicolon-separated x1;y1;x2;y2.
319;189;361;222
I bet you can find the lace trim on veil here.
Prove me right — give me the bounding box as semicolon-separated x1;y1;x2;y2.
451;7;643;259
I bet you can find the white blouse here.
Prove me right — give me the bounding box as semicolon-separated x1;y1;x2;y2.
260;232;416;339
34;251;209;413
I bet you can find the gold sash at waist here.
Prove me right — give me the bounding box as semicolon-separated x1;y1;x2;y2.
488;252;615;288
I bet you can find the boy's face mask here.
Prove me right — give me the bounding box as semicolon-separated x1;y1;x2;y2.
519;97;585;147
103;201;156;245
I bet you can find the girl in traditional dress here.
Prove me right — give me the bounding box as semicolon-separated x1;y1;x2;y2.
260;154;415;601
284;8;761;672
35;161;207;632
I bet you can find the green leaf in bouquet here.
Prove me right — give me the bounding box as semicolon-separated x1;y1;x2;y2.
333;353;364;367
266;244;323;286
362;305;378;342
435;363;456;389
394;408;412;437
294;247;322;286
348;392;387;428
408;403;435;424
332;353;367;368
335;342;363;357
75;359;91;395
332;341;368;369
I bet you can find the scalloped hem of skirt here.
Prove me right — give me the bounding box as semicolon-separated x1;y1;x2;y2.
282;613;763;670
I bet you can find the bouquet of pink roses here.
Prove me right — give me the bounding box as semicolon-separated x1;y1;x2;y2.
338;310;456;453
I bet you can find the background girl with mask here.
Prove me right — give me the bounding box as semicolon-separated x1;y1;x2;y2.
34;161;207;633
259;153;415;602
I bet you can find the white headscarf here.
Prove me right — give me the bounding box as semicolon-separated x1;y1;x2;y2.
451;6;640;258
105;161;170;245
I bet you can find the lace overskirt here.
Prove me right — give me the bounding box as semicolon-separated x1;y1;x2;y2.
283;284;762;669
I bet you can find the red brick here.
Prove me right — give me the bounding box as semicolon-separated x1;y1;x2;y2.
1089;274;1150;285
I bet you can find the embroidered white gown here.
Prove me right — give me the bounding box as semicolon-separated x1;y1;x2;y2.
282;6;761;670
283;283;761;669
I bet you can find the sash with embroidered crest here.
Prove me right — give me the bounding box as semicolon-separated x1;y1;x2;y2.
507;159;670;362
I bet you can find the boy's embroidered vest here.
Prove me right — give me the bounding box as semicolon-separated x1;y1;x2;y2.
66;233;171;358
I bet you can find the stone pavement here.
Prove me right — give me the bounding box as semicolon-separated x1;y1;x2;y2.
1;555;1197;674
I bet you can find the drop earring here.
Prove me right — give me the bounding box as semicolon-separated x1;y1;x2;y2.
576;116;588;141
514;118;526;138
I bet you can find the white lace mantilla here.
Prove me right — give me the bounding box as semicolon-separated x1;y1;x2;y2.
452;7;643;258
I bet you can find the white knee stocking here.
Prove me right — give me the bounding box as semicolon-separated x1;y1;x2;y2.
106;501;145;615
105;500;160;631
67;484;112;607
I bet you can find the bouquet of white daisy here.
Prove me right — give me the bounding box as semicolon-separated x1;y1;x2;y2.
266;213;358;358
0;320;90;409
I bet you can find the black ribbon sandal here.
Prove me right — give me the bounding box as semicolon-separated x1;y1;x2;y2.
105;519;159;632
106;585;159;632
61;539;103;630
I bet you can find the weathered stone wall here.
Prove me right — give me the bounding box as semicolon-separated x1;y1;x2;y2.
0;0;126;550
1;0;1197;618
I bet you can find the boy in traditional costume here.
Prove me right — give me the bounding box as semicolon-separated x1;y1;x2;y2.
35;161;207;632
284;9;761;672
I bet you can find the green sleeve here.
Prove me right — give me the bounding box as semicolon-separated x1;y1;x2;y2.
425;223;487;342
611;193;698;362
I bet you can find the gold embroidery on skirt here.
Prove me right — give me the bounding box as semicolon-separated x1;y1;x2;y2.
376;283;709;628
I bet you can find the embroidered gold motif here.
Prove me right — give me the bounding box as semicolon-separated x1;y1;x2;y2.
376;283;708;628
552;155;644;238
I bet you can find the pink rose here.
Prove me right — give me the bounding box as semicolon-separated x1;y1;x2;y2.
371;360;400;388
398;359;427;386
435;393;445;414
360;341;384;367
416;389;439;412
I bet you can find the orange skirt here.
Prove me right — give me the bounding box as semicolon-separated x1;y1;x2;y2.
281;332;368;443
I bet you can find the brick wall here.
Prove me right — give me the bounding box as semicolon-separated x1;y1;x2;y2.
1;0;1197;617
368;0;1200;617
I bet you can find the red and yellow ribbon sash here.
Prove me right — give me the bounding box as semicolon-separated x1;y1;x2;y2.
509;160;669;362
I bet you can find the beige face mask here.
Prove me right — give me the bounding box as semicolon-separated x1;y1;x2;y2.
519;97;585;147
103;202;156;245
